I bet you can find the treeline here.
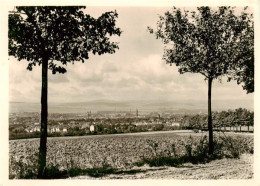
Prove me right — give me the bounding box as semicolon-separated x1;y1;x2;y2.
182;108;254;131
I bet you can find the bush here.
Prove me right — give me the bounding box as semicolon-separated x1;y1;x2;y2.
9;152;38;179
135;134;253;167
139;156;180;167
216;135;253;158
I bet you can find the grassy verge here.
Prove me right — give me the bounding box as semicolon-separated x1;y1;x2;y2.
10;164;117;179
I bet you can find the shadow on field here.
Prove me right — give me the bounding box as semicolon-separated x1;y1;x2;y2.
114;169;147;175
22;166;152;179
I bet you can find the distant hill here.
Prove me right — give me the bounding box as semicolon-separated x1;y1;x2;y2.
9;99;253;114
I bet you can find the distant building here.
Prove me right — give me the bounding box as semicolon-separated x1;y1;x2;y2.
81;123;90;129
47;126;63;133
25;126;40;133
34;127;40;132
55;127;60;132
134;121;147;126
171;122;180;127
90;125;95;132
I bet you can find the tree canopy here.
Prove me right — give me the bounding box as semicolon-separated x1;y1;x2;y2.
9;6;122;74
148;6;254;88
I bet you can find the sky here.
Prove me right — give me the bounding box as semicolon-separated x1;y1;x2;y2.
9;6;254;105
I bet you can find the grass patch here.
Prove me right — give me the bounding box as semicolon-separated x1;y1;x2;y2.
10;164;117;179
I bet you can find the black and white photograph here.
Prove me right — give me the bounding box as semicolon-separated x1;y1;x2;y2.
1;0;259;185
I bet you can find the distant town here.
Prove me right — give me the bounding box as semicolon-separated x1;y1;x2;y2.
9;108;254;140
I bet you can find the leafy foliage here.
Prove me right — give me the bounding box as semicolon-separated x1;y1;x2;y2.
148;6;253;85
9;6;122;74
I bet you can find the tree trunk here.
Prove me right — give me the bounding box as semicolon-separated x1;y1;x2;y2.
208;78;214;154
38;56;48;178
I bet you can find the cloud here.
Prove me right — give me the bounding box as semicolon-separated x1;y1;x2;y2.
49;74;69;84
8;7;254;106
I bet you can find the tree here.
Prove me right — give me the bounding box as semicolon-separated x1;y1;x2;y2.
148;6;253;154
9;6;121;178
228;12;254;93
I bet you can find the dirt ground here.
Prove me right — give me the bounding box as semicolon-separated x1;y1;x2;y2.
71;153;253;180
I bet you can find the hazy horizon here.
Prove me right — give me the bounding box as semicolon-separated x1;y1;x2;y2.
9;98;254;114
